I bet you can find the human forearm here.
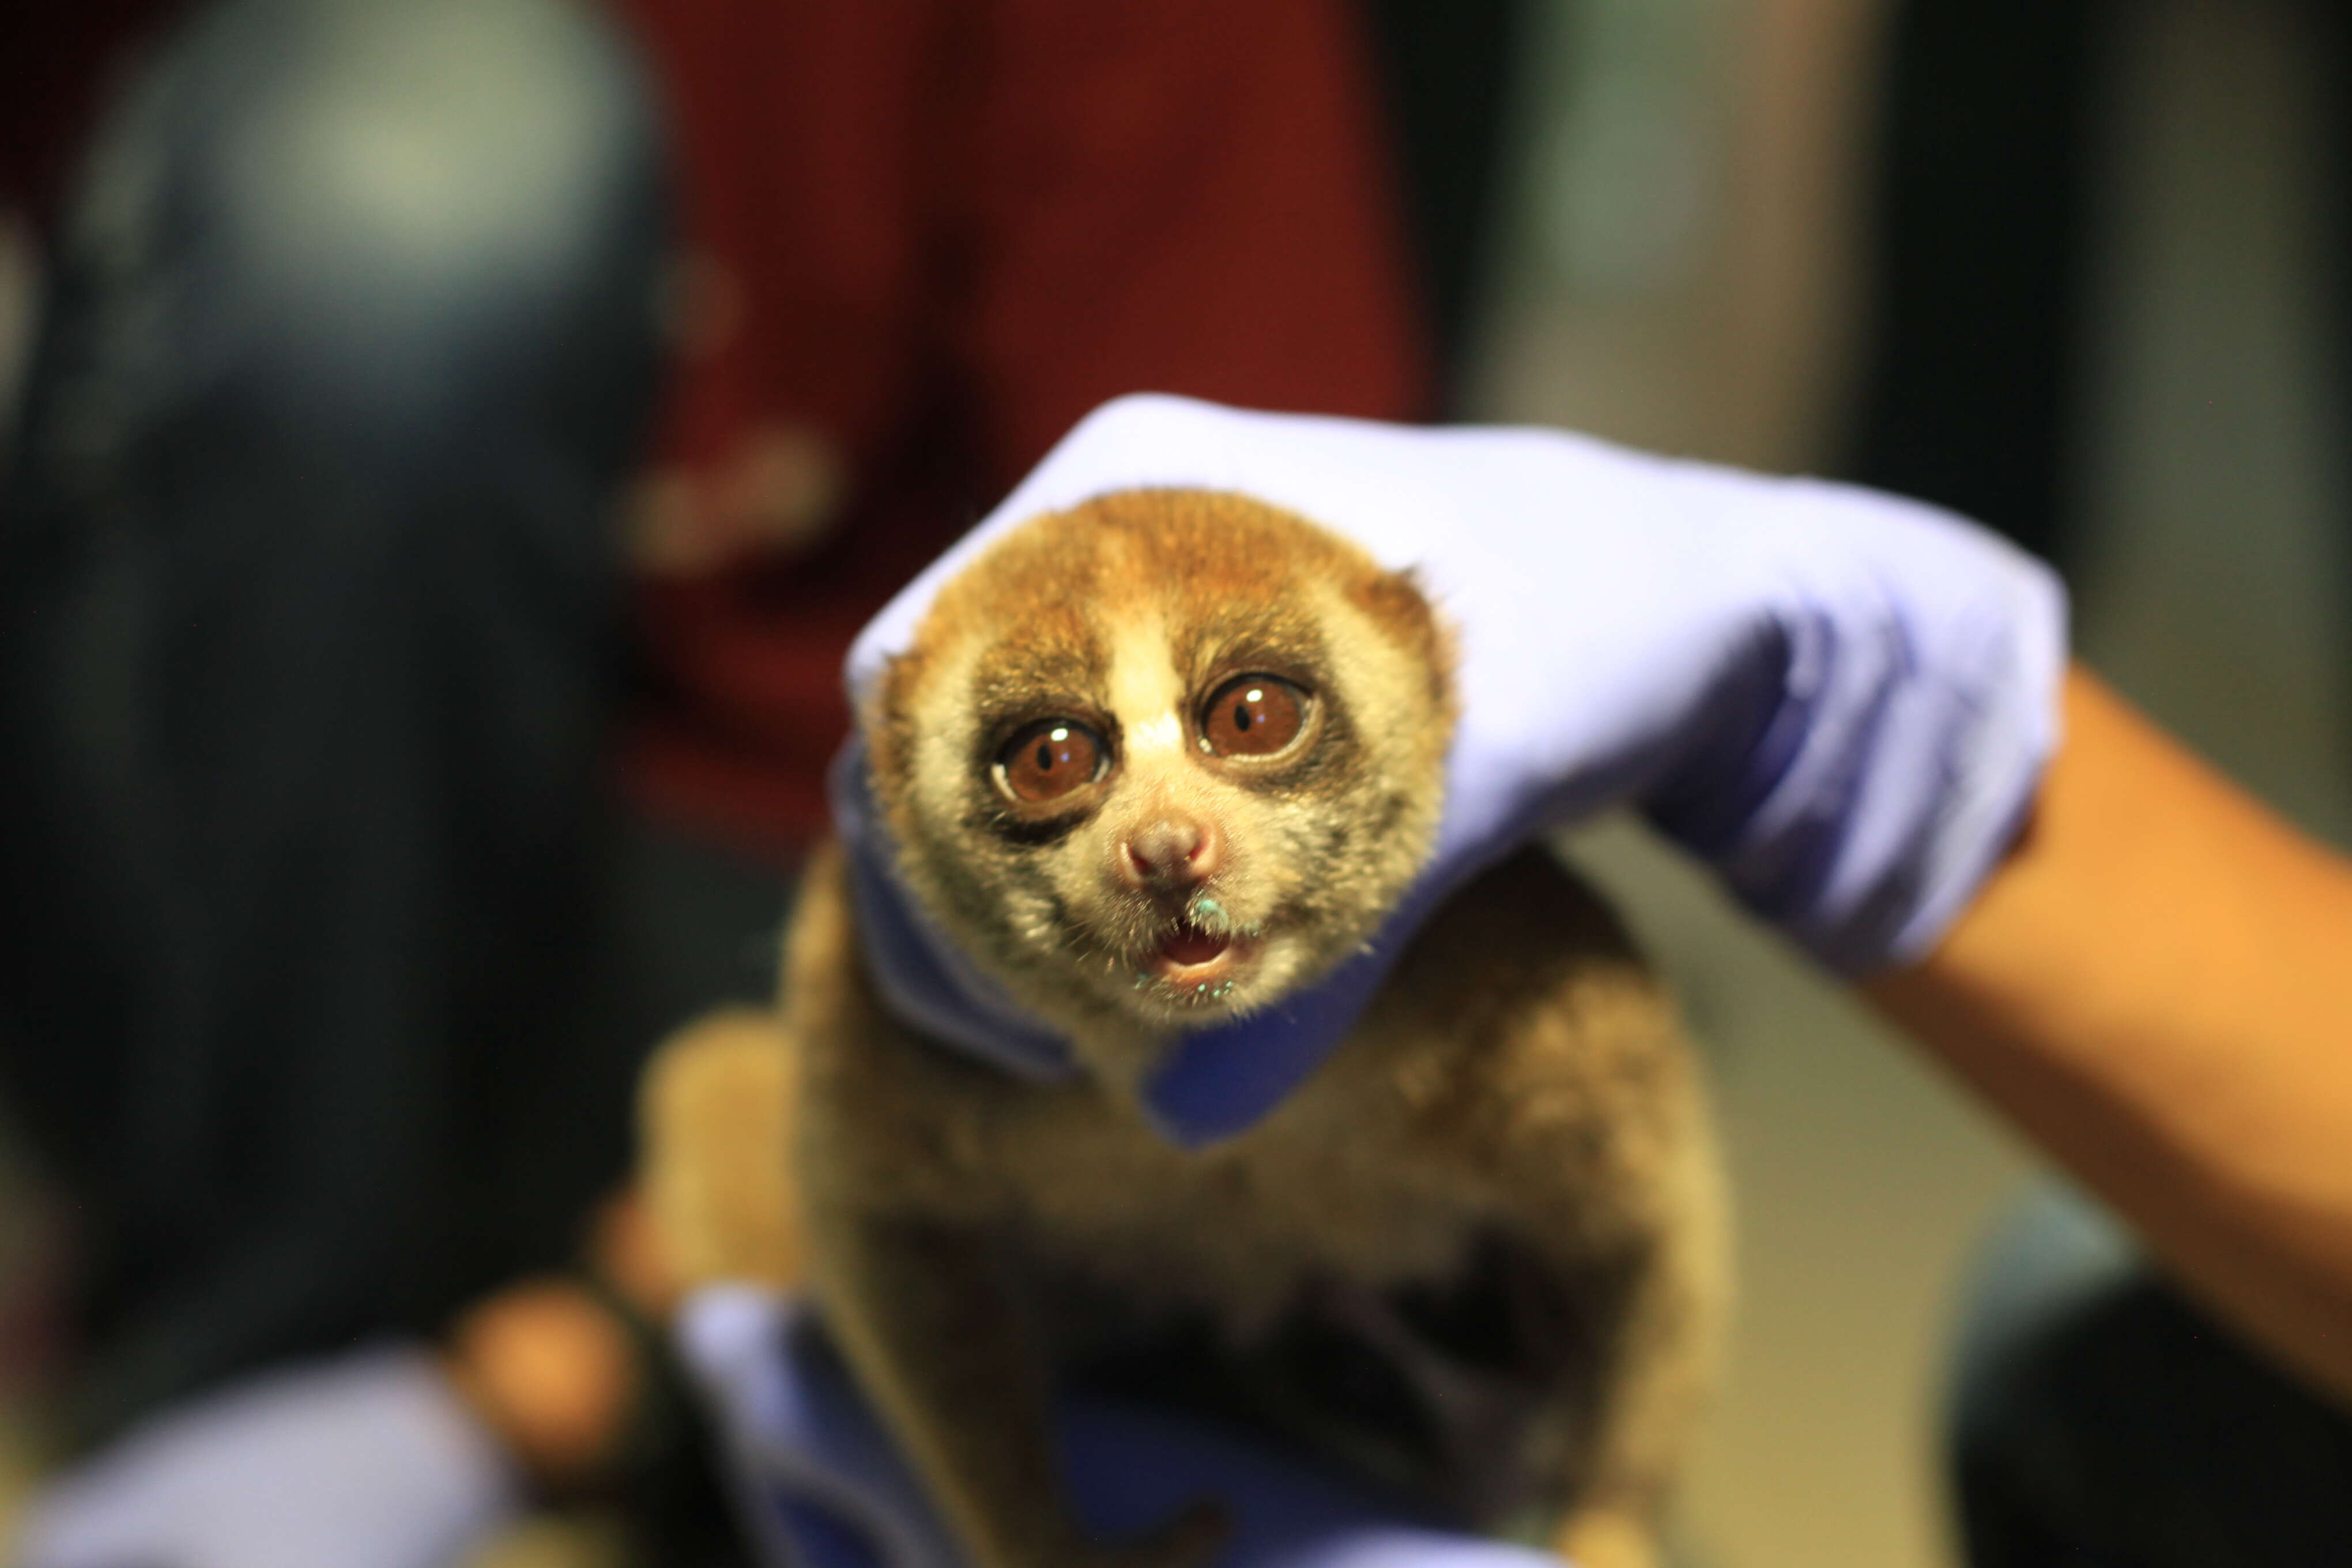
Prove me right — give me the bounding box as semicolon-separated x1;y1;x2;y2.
1869;665;2352;1401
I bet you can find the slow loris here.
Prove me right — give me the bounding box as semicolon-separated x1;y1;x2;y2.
768;489;1724;1568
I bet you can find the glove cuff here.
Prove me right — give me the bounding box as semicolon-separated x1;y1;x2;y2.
1648;476;2069;973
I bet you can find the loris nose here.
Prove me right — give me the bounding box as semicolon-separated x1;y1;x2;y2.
1119;815;1222;888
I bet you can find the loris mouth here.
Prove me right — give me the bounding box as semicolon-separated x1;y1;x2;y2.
1136;915;1258;998
1112;892;1269;1006
1159;922;1231;968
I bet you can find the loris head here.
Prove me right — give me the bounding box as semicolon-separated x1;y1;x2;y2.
865;489;1456;1080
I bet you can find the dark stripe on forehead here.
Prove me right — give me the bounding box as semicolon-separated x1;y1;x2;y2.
969;620;1112;719
1173;604;1335;694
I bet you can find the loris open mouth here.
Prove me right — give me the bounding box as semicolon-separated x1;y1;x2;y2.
1141;919;1255;994
1158;922;1230;968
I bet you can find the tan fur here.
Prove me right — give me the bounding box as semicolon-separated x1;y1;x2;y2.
654;492;1726;1568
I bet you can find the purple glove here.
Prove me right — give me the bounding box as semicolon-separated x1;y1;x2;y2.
837;395;2067;1144
677;1286;1563;1568
10;1344;521;1568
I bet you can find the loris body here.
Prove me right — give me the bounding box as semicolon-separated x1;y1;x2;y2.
779;491;1724;1568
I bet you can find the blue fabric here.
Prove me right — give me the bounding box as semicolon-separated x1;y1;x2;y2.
678;1287;1567;1568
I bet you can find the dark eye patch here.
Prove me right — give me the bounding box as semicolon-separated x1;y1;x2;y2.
1174;602;1329;694
971;632;1109;719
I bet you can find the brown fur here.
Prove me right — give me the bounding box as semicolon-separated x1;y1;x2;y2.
658;492;1725;1568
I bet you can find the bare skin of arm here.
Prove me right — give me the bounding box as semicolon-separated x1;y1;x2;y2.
1868;665;2352;1404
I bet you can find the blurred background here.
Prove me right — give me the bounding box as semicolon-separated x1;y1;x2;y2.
2;1;2347;1565
1485;2;2351;1565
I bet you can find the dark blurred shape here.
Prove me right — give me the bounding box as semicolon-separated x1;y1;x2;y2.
1850;6;2352;1560
0;0;670;1444
0;3;1430;1558
0;3;182;227
1950;1188;2352;1566
1848;0;2352;585
1360;0;1530;409
1845;0;2118;574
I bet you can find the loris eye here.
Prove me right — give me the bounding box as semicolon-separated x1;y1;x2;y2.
1200;675;1307;757
996;720;1106;803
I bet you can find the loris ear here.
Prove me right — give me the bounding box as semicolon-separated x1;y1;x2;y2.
1349;565;1458;719
863;647;932;809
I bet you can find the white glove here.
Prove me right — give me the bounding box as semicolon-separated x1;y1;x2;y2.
838;394;2067;1143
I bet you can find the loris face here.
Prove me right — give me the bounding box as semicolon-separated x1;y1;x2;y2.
867;490;1456;1076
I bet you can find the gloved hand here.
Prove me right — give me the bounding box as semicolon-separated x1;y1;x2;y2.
839;394;2067;1143
10;1344;522;1568
677;1285;1561;1568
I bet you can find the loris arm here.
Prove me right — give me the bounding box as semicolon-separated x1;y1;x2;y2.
1871;669;2352;1406
630;1007;1126;1566
806;1208;1224;1568
805;1211;1065;1565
